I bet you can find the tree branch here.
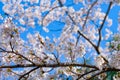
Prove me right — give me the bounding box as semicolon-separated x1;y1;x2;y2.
97;2;113;48
18;67;39;80
0;63;98;69
77;69;97;80
0;48;35;65
77;30;98;52
42;6;60;26
86;68;120;80
82;0;98;29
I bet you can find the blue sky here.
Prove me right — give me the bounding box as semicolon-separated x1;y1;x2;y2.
0;0;120;80
0;0;120;68
1;1;119;42
0;0;84;41
0;0;120;70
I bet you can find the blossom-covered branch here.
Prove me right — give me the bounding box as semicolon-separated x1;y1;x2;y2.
0;0;120;79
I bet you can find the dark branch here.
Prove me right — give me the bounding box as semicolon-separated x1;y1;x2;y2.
86;68;120;80
86;70;106;80
58;0;63;7
77;30;98;52
77;69;97;80
75;0;98;46
19;67;39;80
82;0;97;29
0;63;98;69
97;2;113;48
0;48;35;65
42;6;60;26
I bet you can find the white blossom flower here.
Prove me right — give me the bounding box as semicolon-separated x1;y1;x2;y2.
61;0;66;4
0;0;120;79
30;0;39;4
104;28;113;40
28;19;35;27
107;18;113;27
2;4;11;14
19;19;25;25
73;25;79;33
109;51;120;69
117;24;120;31
113;72;120;80
0;14;3;20
74;0;83;4
1;0;8;3
43;27;49;32
95;55;106;70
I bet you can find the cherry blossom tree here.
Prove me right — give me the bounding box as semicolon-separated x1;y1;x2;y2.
0;0;120;80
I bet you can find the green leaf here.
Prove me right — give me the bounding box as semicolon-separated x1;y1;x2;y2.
76;69;82;73
14;28;18;34
109;43;114;48
117;44;120;50
7;68;12;72
106;71;117;80
113;36;119;41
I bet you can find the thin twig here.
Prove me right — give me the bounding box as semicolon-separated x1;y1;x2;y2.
0;48;35;65
18;67;39;80
82;0;98;29
77;69;97;80
86;68;119;80
42;6;60;26
97;2;113;48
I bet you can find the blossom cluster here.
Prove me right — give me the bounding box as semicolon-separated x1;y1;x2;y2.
0;0;120;80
